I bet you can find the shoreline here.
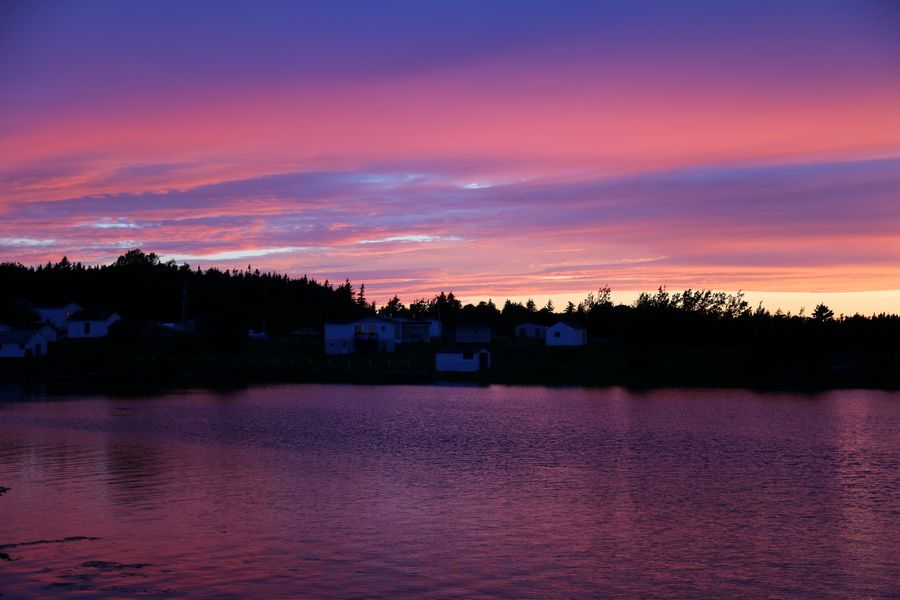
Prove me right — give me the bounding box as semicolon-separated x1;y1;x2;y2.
3;366;899;398
3;337;900;397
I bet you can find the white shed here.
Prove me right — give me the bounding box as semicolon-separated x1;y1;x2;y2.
435;348;491;372
546;322;587;346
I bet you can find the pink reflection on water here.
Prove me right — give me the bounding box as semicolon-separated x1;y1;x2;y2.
1;385;898;597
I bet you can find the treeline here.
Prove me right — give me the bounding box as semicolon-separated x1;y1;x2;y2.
0;249;372;333
382;285;900;353
2;249;900;353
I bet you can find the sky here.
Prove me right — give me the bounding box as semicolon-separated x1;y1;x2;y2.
2;0;899;314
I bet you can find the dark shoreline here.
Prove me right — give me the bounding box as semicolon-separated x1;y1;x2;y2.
3;340;899;398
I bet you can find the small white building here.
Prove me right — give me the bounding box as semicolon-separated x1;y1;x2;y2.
516;322;547;340
546;322;587;346
66;310;121;339
435;348;491;372
35;303;82;329
0;329;51;358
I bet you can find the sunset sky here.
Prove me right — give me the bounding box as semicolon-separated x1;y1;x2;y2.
2;0;899;314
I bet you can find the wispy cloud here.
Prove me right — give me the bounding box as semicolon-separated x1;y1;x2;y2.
160;247;318;262
0;237;57;247
357;235;463;244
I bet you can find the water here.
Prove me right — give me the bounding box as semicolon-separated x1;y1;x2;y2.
0;385;898;598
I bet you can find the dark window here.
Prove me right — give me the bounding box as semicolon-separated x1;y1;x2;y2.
554;331;560;337
84;322;91;334
19;342;25;350
463;352;473;359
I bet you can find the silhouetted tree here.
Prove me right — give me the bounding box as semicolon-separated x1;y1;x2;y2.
812;303;835;322
379;295;407;317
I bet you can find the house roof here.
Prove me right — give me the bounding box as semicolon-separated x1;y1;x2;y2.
68;310;119;322
550;320;586;331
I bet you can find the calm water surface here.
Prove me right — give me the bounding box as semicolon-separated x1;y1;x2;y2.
0;385;898;598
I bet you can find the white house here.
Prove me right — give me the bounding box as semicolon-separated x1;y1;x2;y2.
66;310;121;339
435;348;491;372
0;329;51;358
352;316;402;352
35;303;82;329
324;316;402;354
546;321;587;346
516;322;547;340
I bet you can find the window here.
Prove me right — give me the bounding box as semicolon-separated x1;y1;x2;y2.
554;331;560;337
84;322;91;334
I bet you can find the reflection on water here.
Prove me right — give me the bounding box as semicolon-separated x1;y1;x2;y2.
0;385;898;598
